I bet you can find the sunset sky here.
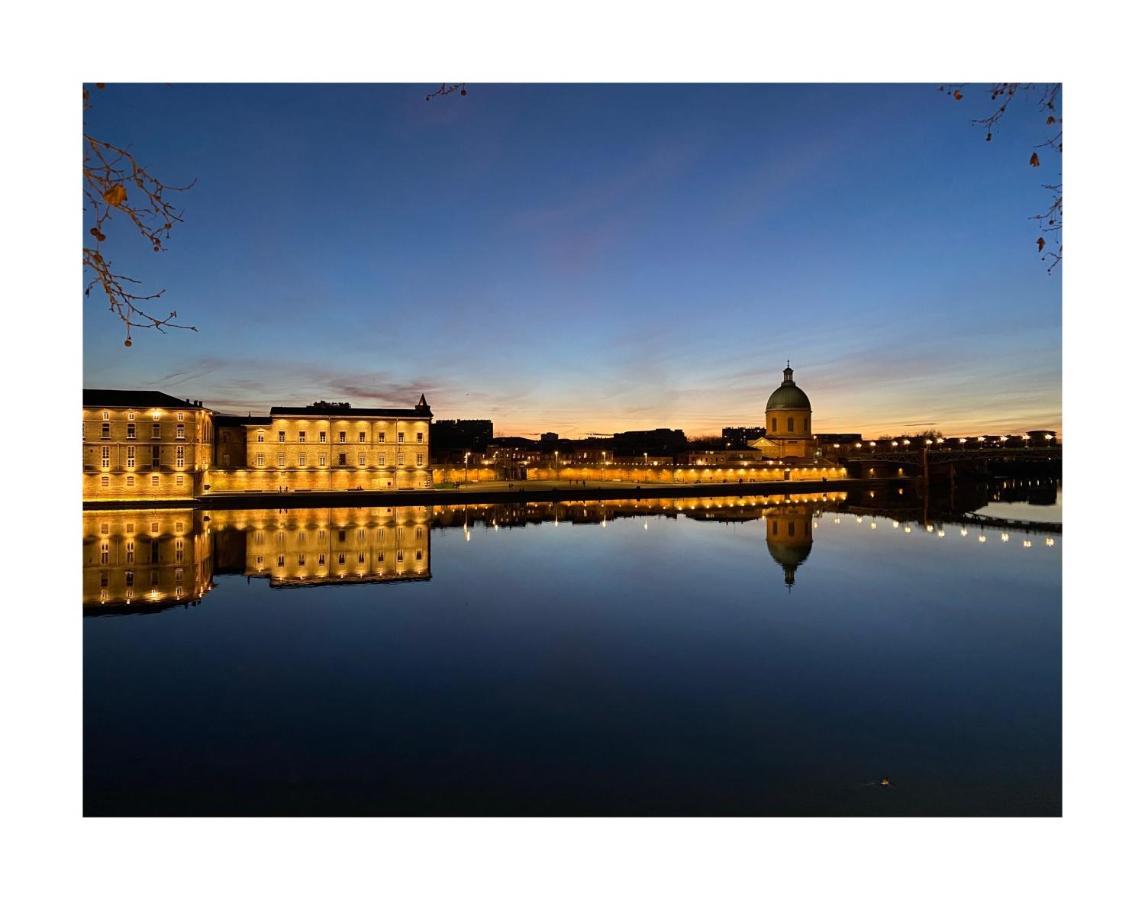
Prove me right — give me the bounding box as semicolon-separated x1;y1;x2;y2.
83;83;1062;437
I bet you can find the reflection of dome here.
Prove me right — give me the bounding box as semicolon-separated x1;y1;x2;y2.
766;364;811;411
765;508;814;589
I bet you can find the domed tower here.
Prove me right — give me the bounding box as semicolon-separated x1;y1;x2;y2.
762;362;813;459
764;505;814;590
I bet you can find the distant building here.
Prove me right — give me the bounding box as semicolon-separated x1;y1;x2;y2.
750;364;815;459
612;428;688;459
431;419;494;462
722;426;768;448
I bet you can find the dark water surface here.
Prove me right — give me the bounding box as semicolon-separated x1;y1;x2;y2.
84;492;1061;815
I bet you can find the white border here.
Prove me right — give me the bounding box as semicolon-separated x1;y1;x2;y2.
3;1;1140;897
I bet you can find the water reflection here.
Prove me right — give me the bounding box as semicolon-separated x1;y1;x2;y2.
83;478;1059;614
84;478;1062;815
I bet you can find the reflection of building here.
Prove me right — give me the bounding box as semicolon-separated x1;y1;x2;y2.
764;505;814;589
82;508;213;612
82;390;215;501
211;506;431;586
752;364;814;460
206;397;433;494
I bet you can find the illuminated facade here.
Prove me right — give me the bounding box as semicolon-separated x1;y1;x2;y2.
206;397;433;494
84;392;434;501
82;390;214;501
752;363;815;460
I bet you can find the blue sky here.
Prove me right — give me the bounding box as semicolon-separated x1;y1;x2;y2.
83;84;1061;437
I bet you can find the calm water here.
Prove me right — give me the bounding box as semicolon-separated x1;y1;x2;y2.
83;488;1061;815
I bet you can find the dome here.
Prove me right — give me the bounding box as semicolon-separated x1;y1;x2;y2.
765;363;811;411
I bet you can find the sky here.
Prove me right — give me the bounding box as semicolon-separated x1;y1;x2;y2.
83;84;1062;438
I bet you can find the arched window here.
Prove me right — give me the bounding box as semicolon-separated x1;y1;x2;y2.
787;416;794;432
771;417;777;431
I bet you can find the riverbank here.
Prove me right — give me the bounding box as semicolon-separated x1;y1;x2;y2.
82;476;909;510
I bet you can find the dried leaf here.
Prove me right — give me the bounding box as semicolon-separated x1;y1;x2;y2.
1029;152;1040;168
103;183;127;206
1037;237;1046;252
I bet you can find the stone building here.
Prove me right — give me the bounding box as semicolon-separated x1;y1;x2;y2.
205;396;434;494
82;389;215;501
751;363;815;460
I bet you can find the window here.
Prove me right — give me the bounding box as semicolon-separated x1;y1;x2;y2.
398;433;405;443
126;475;135;487
277;555;285;568
126;446;136;469
175;521;183;533
126;422;136;440
397;452;405;465
152;423;160;439
358;453;366;466
298;553;306;566
257;432;265;443
338;431;346;443
175;567;183;583
176;475;184;487
771;417;777;431
223;451;230;466
151;475;160;486
299;453;307;467
319;453;327;466
101;421;110;440
100;475;109;487
299;431;307;443
338;453;347;466
787;417;794;432
359;432;366;443
176;446;185;468
803;417;808;432
176;423;185;440
100;522;109;535
277;452;286;467
100;446;110;468
278;431;286;443
126;541;136;563
416;453;424;466
128;411;136;421
125;570;135;587
256;452;265;467
152;411;160;421
319;432;326;443
417;432;423;443
177;411;184;421
378;454;386;466
151;445;161;468
377;431;386;443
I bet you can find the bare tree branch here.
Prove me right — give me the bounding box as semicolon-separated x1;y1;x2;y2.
939;82;1063;274
83;84;197;345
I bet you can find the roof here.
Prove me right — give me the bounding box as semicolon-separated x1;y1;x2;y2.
269;404;432;419
83;389;203;410
766;383;811;410
215;414;272;427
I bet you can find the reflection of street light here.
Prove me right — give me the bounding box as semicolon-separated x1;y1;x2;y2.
464;451;470;485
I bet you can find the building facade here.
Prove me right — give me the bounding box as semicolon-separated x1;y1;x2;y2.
204;397;434;494
84;391;434;501
82;390;214;501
